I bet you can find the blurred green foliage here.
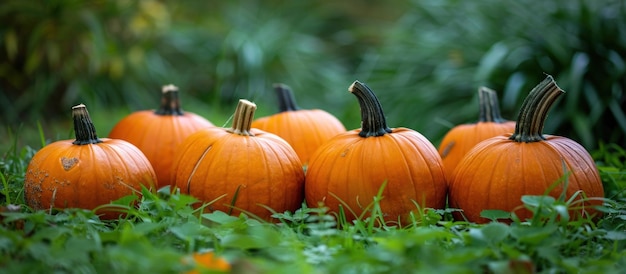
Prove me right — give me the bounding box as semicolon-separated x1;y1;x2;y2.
1;0;624;150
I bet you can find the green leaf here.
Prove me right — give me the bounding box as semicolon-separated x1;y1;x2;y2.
468;222;509;245
521;195;556;208
510;224;559;245
201;211;240;225
220;225;281;250
603;231;626;241
169;222;211;240
480;209;511;221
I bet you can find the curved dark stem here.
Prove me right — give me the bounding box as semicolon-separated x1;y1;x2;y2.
509;75;564;143
72;104;103;145
349;80;392;137
478;87;507;123
154;84;184;115
274;83;299;112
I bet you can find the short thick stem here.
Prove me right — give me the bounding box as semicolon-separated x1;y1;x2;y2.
274;83;299;112
154;84;184;115
478;87;507;123
349;81;392;137
227;99;257;136
509;75;564;143
72;104;103;145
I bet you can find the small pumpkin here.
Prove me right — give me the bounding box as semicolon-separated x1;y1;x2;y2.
305;81;447;225
171;99;305;221
252;83;346;166
448;75;605;223
184;252;230;273
24;104;157;219
109;84;214;188
438;87;516;180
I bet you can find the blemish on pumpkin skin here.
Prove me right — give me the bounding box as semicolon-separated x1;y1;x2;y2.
61;157;79;171
441;141;455;158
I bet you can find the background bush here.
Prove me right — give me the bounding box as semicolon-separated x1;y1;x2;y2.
1;0;624;150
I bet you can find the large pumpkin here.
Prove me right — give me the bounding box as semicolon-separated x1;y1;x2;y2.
305;81;447;225
109;84;214;188
171;99;305;221
24;104;157;219
438;87;516;180
448;76;605;223
252;84;346;166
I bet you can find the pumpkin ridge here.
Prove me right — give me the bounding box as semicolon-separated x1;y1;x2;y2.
186;145;213;194
107;143;141;192
475;144;505;216
120;140;158;188
264;136;303;209
551;138;599;194
389;134;422;208
142;116;164;161
257;138;276;209
392;133;428;200
302;112;329;159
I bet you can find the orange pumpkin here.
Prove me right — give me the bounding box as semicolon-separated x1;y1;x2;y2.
448;76;605;223
184;252;230;273
171;99;305;221
24;104;157;219
305;81;447;225
109;85;214;188
438;87;516;180
252;84;346;166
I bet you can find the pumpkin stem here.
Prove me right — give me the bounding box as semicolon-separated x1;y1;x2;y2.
349;81;392;137
72;104;103;145
509;75;564;143
154;84;184;115
227;99;257;136
478;87;507;123
274;83;299;112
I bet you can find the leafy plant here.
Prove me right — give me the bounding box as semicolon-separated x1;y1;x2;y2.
358;0;626;149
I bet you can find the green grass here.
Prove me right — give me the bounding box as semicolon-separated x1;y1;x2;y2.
1;129;625;273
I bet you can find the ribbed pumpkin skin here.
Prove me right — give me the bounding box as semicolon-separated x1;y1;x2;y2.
252;109;346;165
109;110;213;188
172;127;305;220
449;134;604;223
305;127;447;224
438;121;515;178
252;84;346;166
24;138;157;219
438;87;515;180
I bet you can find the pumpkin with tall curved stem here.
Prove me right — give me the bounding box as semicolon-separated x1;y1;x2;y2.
449;75;604;223
305;81;447;225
